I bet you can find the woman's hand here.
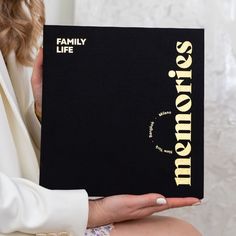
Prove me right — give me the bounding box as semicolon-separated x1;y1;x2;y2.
31;47;43;120
88;194;200;228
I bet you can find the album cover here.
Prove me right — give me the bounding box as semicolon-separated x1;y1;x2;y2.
40;25;204;198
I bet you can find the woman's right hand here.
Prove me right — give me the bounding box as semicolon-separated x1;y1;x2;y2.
88;194;200;228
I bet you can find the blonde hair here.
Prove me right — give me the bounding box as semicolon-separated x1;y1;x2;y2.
0;0;45;66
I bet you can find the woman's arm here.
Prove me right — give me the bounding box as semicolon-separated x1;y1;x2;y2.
0;171;200;235
0;172;88;235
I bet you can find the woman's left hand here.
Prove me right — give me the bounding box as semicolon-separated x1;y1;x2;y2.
31;47;43;120
88;194;200;228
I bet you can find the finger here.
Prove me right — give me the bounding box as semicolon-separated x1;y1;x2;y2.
32;47;43;86
136;197;200;217
128;193;167;208
166;197;200;209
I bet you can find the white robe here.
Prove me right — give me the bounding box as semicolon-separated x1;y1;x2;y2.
0;50;88;236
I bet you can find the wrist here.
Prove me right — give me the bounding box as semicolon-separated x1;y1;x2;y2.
88;200;112;228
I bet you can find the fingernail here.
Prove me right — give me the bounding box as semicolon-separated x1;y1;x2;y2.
192;201;201;206
156;198;167;205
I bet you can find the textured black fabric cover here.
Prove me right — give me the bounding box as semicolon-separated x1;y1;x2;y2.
40;26;204;198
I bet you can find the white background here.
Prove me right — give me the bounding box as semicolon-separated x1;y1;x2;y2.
44;1;236;235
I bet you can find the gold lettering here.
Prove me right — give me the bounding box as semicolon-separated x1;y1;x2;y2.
175;142;191;157
168;70;192;80
175;177;191;185
176;94;192;112
176;70;192;79
176;41;192;54
170;41;193;186
176;79;192;93
175;114;192;141
174;157;191;186
176;55;192;69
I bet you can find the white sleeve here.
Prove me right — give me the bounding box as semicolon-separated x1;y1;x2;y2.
0;172;89;235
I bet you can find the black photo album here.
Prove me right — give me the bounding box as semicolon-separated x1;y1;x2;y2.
40;25;204;198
